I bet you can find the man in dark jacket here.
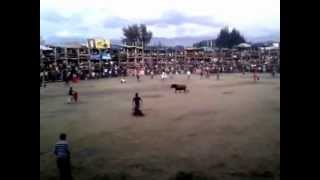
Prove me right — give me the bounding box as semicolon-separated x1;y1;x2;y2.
132;93;144;116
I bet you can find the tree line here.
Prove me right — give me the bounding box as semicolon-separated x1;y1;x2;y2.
121;25;246;49
215;27;246;48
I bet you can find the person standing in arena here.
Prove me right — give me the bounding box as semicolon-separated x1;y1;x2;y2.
67;87;78;103
216;67;220;80
272;66;276;78
54;133;73;180
132;93;144;116
205;66;210;79
253;67;259;82
187;70;191;80
136;71;140;82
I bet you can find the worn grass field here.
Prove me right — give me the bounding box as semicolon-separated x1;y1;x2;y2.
40;73;280;180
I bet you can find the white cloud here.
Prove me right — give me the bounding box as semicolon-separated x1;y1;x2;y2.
40;0;279;40
56;30;73;37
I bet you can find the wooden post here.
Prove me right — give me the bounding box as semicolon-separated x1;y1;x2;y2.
117;48;120;68
88;48;92;75
54;47;57;64
175;48;177;64
99;49;102;77
134;47;137;68
157;48;159;65
77;48;80;65
64;48;68;66
40;49;43;68
142;41;144;65
126;47;129;69
87;39;92;75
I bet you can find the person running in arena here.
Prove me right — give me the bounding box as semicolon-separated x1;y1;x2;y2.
132;93;144;116
136;73;140;82
68;87;78;103
253;67;259;82
136;69;141;82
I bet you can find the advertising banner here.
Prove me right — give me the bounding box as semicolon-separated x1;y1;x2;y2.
95;39;111;49
88;39;111;49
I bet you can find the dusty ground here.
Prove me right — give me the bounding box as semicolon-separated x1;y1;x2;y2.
40;73;280;180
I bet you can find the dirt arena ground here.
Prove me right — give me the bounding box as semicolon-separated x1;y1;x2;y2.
40;73;280;180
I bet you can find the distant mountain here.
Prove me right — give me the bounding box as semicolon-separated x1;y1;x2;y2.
145;34;279;47
148;32;279;47
110;37;210;47
44;35;214;47
110;39;122;45
149;36;214;47
45;36;87;46
44;33;279;47
248;35;280;43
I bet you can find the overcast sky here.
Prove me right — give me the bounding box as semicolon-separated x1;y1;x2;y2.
40;0;280;40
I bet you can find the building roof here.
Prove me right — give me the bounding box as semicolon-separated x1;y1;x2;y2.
262;46;279;50
40;45;53;50
121;45;143;49
185;47;204;51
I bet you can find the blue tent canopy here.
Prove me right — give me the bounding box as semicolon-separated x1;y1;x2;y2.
101;53;111;60
90;53;112;61
90;54;101;61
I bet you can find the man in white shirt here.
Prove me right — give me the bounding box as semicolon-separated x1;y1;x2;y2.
92;72;95;79
104;69;108;78
161;71;166;81
187;70;191;80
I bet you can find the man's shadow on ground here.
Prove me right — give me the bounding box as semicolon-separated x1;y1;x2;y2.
132;109;145;117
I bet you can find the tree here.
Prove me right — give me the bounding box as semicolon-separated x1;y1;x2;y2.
215;27;230;48
229;29;245;47
122;24;139;46
122;24;152;47
215;27;246;48
138;24;152;48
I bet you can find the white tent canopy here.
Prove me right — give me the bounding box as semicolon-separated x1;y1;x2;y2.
237;43;251;48
272;43;279;48
260;43;280;50
40;45;52;50
263;46;279;50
